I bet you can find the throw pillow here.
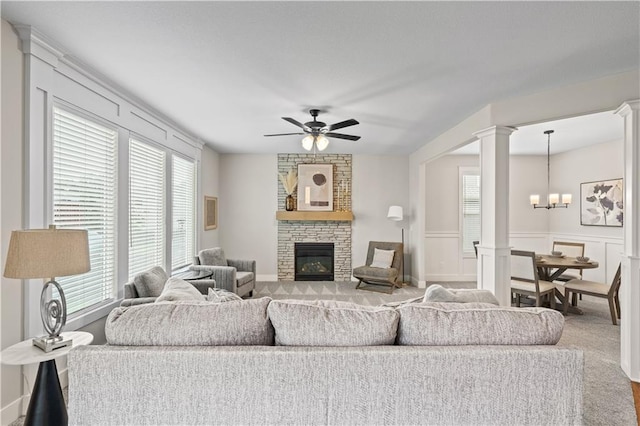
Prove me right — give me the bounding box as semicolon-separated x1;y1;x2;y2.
423;284;499;305
207;287;242;303
155;277;205;302
105;297;274;346
199;247;227;266
370;248;395;268
267;299;399;346
133;266;168;298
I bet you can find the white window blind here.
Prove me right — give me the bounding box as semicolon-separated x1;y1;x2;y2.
462;172;481;253
171;155;196;270
52;107;117;315
129;139;165;278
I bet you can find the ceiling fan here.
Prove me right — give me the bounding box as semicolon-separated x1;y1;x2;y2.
264;109;360;151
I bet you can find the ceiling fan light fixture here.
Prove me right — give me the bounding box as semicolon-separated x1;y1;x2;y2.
315;135;329;151
301;135;314;151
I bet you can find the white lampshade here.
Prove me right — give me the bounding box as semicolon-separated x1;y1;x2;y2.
315;135;329;151
301;135;314;151
4;227;90;279
387;205;403;221
549;193;560;205
562;194;572;204
530;194;540;205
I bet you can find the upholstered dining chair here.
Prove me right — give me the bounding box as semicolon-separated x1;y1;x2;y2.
353;241;403;294
563;263;622;325
511;250;556;308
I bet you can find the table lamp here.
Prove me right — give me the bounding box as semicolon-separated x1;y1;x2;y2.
3;225;90;352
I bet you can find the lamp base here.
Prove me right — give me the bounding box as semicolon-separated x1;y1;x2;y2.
32;335;72;352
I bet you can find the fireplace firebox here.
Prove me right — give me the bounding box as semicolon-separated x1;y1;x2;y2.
294;242;334;281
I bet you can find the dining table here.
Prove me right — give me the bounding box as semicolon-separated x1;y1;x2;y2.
535;254;599;314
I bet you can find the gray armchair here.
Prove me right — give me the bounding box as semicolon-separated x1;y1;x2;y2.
353;241;403;294
121;266;217;307
189;248;256;298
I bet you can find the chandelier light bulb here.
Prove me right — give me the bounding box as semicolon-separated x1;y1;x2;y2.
315;135;329;151
301;135;314;151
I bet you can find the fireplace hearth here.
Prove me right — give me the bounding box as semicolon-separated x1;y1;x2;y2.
294;242;334;281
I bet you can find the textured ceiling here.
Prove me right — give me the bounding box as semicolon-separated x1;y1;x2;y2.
2;1;638;155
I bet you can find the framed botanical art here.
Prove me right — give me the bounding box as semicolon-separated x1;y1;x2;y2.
297;163;333;211
580;178;623;227
204;196;218;230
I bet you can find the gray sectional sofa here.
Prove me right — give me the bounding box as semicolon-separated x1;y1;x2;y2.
68;298;583;425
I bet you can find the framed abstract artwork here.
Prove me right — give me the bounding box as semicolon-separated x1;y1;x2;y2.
580;178;623;227
297;163;333;211
204;196;218;230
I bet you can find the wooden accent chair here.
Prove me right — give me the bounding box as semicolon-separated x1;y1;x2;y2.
511;250;556;308
563;263;622;325
353;241;403;294
472;241;480;258
552;241;586;281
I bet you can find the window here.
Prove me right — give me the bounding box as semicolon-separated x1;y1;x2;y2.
129;139;166;278
171;155;196;270
461;168;480;255
52;107;117;315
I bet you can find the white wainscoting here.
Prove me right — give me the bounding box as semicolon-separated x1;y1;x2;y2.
548;233;623;283
423;231;625;283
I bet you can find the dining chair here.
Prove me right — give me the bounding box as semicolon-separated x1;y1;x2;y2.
552;241;586;281
563;263;622;325
511;250;556;308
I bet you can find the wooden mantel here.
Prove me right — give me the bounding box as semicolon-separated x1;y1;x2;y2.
276;211;354;221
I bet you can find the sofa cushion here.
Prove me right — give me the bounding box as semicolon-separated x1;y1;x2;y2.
423;284;499;305
268;299;399;346
207;287;242;302
133;266;168;298
352;266;398;281
105;297;274;346
370;248;395;268
199;247;227;266
155;277;204;303
397;302;564;345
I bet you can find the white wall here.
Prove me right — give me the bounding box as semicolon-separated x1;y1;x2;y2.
1;19;25;424
199;146;220;251
218;154;410;281
219;155;279;280
352;156;410;281
548;138;625;283
423;154;549;281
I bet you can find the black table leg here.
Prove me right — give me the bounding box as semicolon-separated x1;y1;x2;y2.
25;359;67;426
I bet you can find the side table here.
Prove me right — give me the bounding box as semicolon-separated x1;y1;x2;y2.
1;331;93;426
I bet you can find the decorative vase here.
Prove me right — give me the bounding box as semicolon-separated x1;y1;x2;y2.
285;194;295;211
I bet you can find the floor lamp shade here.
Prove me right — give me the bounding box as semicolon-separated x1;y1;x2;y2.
3;226;90;352
387;205;404;221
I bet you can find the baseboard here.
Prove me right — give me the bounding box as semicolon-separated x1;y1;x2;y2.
1;395;23;426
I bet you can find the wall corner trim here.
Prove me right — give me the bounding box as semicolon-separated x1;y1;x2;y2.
12;24;65;67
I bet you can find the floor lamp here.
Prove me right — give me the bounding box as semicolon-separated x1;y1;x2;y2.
387;205;405;285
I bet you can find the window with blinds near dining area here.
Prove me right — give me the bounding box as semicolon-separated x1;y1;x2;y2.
461;169;480;255
52;107;117;315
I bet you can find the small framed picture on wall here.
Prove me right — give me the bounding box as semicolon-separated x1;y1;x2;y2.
580;178;623;227
297;163;334;211
204;196;218;230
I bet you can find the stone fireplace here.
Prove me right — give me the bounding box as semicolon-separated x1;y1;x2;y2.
277;154;352;281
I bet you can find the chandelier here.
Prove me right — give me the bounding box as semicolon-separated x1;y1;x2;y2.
530;130;572;209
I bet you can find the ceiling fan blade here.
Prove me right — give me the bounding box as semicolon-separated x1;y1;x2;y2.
282;117;311;132
325;119;359;132
325;132;361;141
264;132;306;137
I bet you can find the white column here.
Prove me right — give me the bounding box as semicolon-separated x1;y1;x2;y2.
473;126;516;306
616;100;640;381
